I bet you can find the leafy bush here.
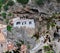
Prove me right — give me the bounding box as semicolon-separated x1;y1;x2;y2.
17;0;29;4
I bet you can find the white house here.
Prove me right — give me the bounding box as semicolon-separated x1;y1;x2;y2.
11;17;35;28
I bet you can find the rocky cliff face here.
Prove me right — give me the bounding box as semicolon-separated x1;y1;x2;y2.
28;0;60;15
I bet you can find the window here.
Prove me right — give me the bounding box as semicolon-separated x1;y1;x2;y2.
16;22;20;25
22;21;26;25
24;21;26;24
22;22;23;25
29;21;32;24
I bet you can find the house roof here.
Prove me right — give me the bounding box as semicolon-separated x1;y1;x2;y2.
11;17;34;22
0;32;6;42
0;24;7;29
0;24;7;42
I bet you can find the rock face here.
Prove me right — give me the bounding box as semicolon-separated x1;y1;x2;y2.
8;0;59;16
27;0;60;14
7;27;36;49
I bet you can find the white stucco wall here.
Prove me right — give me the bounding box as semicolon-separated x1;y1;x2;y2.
56;21;60;26
12;18;35;28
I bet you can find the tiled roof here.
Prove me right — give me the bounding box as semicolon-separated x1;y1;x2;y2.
0;32;6;42
0;21;6;25
0;24;7;29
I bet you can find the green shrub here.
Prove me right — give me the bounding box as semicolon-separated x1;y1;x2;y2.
17;0;29;4
56;0;60;3
35;0;44;6
3;5;9;11
8;13;12;16
44;46;50;51
7;25;12;31
1;12;6;19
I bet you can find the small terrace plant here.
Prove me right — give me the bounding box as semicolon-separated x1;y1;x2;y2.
7;25;12;31
44;45;50;51
46;50;54;53
44;45;54;53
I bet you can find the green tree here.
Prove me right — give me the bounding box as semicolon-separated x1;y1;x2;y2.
3;4;9;11
0;0;8;11
1;12;6;19
17;0;29;4
7;0;15;6
0;0;7;4
0;3;2;11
